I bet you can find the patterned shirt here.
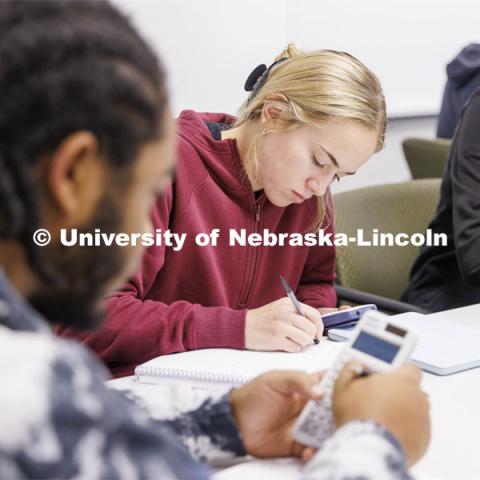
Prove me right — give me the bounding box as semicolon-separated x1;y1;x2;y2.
0;271;411;479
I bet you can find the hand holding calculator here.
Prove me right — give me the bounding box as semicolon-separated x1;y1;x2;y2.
293;310;419;449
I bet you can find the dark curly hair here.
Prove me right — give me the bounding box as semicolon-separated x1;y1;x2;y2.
0;0;167;281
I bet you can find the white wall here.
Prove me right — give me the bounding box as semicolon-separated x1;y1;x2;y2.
112;0;287;114
112;1;454;191
287;0;480;117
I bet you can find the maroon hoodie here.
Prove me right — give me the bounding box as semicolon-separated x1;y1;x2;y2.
57;110;336;377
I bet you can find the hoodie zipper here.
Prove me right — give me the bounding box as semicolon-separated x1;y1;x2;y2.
238;202;262;308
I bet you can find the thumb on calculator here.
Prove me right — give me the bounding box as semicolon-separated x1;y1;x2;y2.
332;362;431;466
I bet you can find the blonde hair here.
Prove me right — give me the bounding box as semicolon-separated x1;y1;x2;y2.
235;44;386;229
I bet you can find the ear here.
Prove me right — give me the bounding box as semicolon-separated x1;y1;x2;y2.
260;93;290;131
43;131;104;216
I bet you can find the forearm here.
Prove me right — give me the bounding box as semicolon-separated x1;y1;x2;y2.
103;294;246;355
115;383;246;465
160;393;246;464
301;421;411;480
58;294;247;376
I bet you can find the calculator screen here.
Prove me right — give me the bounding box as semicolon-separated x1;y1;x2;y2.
351;331;400;363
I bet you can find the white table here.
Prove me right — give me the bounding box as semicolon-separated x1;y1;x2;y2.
107;304;480;480
410;304;480;480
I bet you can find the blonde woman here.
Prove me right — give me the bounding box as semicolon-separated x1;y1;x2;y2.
59;45;386;377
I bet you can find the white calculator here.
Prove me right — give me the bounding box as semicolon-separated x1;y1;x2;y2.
293;310;419;449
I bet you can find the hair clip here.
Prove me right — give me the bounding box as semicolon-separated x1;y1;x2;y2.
244;57;289;102
244;64;268;92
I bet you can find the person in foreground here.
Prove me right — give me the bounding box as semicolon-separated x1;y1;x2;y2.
0;1;430;478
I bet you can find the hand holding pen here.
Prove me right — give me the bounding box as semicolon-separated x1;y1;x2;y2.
244;281;324;352
280;275;321;344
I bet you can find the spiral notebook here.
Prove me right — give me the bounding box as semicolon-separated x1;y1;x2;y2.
134;340;344;389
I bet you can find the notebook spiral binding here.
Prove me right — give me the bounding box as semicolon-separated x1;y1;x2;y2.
135;366;249;385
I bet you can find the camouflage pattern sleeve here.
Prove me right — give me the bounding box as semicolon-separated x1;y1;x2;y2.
0;326;227;479
301;421;412;480
112;380;247;465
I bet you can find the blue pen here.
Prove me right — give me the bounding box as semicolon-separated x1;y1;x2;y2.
280;275;320;345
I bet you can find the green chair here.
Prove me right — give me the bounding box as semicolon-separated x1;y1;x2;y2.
332;179;441;314
402;137;451;179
